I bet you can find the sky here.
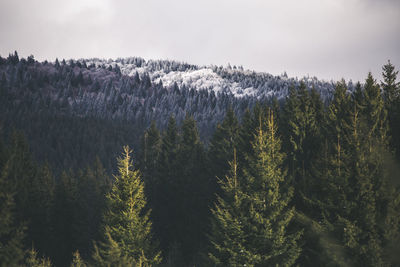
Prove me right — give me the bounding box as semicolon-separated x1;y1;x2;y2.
0;0;399;82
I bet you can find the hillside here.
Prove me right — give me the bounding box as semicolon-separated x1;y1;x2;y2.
0;52;337;171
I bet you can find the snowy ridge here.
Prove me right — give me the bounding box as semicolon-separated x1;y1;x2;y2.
84;57;337;100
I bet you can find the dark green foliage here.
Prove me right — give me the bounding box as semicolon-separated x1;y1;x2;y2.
299;78;400;266
281;83;326;266
53;171;80;266
148;116;180;262
0;57;399;267
209;111;302;266
96;146;161;265
208;107;240;190
382;60;400;158
174;114;210;264
0;161;26;267
363;72;387;142
30;164;55;248
70;251;87;267
92;232;136;267
139;121;162;212
25;247;52;267
74;160;111;260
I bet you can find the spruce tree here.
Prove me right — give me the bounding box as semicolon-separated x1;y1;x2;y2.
304;79;399;266
209;111;302;266
363;72;387;143
281;84;301;179
381;60;399;105
0;161;25;267
151;116;180;262
70;251;87;267
95;146;161;265
175;114;209;264
282;82;322;198
53;170;79;266
381;60;400;158
28;163;55;260
75;160;110;260
25;247;52;267
208;106;240;194
297;80;353;266
139;121;162;204
92;232;135;267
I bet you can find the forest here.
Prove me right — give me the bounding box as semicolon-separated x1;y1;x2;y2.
1;53;400;266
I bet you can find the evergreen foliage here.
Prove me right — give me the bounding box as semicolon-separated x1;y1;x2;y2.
25;247;52;267
96;146;161;265
0;55;399;267
209;111;302;266
208;106;240;194
381;60;400;158
70;251;86;267
0;162;25;267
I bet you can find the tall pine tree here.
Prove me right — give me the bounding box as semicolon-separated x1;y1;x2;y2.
381;60;400;158
94;146;161;265
209;110;302;266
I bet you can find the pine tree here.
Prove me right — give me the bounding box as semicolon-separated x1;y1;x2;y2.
282;82;322;197
209;111;302;266
208;107;240;194
0;162;25;267
281;84;301;179
25;247;52;267
70;251;87;267
237;108;253;165
53;170;79;266
28;163;55;260
297;80;353;266
381;60;400;158
208;149;249;265
363;72;387;143
75;160;110;260
303;79;398;266
174;114;210;264
92;231;135;267
381;60;399;105
139;121;162;198
96;146;161;265
151;116;180;261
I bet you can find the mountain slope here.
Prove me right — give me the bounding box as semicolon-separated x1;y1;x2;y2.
0;52;338;171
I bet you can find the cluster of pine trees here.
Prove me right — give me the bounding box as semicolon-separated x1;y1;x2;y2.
1;61;399;266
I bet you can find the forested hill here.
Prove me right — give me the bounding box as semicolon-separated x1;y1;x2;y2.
1;51;400;267
1;52;337;171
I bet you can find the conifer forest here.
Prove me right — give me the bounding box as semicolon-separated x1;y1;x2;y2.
1;53;400;267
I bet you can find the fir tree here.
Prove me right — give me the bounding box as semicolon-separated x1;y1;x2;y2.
381;60;400;158
363;72;387;143
70;251;87;267
381;60;399;105
150;116;180;261
208;106;240;194
0;162;25;267
209;110;302;266
92;231;135;267
139;121;162;215
175;114;210;264
75;160;110;260
28;163;55;260
305;79;398;266
96;146;161;265
53;170;79;266
25;247;52;267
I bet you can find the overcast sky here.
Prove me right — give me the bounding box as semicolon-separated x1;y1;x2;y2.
0;0;399;81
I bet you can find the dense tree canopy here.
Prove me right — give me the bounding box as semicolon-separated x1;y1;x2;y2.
0;55;399;266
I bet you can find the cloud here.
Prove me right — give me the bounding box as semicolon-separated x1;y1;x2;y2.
0;0;399;81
